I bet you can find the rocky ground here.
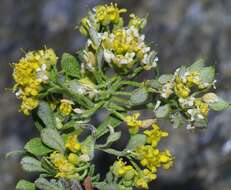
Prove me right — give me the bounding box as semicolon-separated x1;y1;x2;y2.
0;0;231;189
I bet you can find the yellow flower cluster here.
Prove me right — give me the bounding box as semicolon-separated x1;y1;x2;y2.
174;76;191;98
129;14;146;29
49;134;89;179
50;151;77;179
194;99;209;117
144;123;168;147
59;99;74;116
136;145;173;172
112;159;136;178
65;134;81;153
135;169;157;189
13;48;57;115
79;3;126;36
112;159;159;189
102;26;154;69
124;113;143;134
95;3;127;26
130;123;173;189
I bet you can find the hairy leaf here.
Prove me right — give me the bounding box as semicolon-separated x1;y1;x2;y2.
16;180;35;190
37;101;56;129
61;53;80;78
21;156;45;173
41;128;65;153
25;138;52;156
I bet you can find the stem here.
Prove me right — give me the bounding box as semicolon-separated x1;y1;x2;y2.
114;91;132;96
119;80;142;87
127;156;142;173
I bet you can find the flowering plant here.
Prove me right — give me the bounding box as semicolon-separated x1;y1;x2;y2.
10;3;230;190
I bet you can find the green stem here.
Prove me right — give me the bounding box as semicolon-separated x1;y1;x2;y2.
114;91;132;96
119;80;142;87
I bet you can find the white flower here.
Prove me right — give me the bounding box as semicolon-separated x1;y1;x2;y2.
161;82;173;99
104;50;115;63
187;108;204;121
36;64;48;82
15;89;22;97
179;97;195;107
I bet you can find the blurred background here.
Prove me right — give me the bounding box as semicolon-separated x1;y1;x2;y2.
1;0;231;189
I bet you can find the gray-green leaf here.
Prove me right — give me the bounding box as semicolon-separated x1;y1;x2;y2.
61;53;80;78
188;58;205;72
199;66;215;84
41;128;65;153
208;96;230;111
172;112;185;128
126;134;146;151
130;87;148;106
155;104;171;118
158;74;173;84
37;101;56;129
97;131;121;148
35;178;64;190
16;180;35;190
25;138;52;156
21;156;45;173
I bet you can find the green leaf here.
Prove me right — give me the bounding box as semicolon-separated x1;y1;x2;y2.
95;182;118;190
5;150;25;159
195;119;208;128
126;134;146;151
158;74;173;84
37;101;56;129
16;180;35;190
147;79;161;90
66;80;86;95
21;156;45;173
155;104;171;118
106;131;121;145
130;87;148;106
172;112;185;128
96;115;122;139
25;138;52;156
199;66;215;84
106;171;114;183
208;96;230;111
188;58;205;72
97;131;121;148
49;66;58;82
61;53;80;78
35;178;64;190
41;128;65;153
81;136;95;160
99;148;124;157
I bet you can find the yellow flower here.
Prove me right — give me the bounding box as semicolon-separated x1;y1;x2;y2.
65;134;81;153
135;145;173;172
50;151;76;179
112;159;135;177
194;99;209;116
68;153;79;165
174;77;190;98
59;99;74;116
124;113;143;134
144;123;168;147
186;71;200;87
20;96;39;115
135;169;157;189
129;14;145;29
13;48;57;115
159;150;174;170
95;3;127;26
